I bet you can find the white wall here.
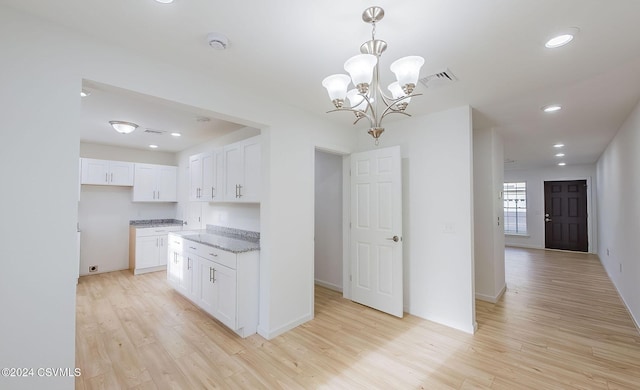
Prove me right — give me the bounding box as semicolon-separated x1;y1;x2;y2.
355;106;476;334
596;99;640;329
314;150;343;291
504;164;597;253
473;128;506;303
0;7;78;389
79;143;178;275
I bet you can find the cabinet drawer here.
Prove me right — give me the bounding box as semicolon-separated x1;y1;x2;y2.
168;235;184;251
196;245;236;269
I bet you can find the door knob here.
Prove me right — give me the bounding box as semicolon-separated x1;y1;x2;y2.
386;236;400;242
545;218;552;222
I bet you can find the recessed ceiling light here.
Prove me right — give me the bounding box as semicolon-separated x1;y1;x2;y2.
554;143;565;148
149;144;159;149
545;28;579;48
80;89;91;97
154;0;174;4
555;153;565;157
170;132;182;137
558;162;566;166
542;104;562;113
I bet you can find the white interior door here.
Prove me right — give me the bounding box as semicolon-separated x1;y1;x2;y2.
350;146;403;317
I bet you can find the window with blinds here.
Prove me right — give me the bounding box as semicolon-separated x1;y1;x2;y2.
504;182;527;234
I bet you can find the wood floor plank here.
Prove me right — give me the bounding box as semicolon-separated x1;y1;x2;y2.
76;247;640;389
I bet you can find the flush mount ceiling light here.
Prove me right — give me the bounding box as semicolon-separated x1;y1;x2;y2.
207;32;228;50
542;104;562;113
545;27;579;48
555;153;565;157
154;0;174;4
109;120;138;134
554;143;565;148
170;132;182;137
149;144;159;149
322;6;425;144
558;162;567;166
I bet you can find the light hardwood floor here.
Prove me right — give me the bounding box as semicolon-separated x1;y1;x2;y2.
76;247;640;389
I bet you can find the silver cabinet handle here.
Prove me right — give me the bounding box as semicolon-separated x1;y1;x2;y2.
209;267;216;283
212;187;215;198
187;257;191;270
189;246;197;250
209;252;218;257
157;191;160;199
110;173;113;182
105;173;108;183
237;184;243;198
386;236;400;242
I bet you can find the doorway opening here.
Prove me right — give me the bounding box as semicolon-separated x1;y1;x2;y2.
314;149;345;294
544;180;588;252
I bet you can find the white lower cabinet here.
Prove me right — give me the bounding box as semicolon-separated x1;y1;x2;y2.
167;233;259;338
130;226;182;275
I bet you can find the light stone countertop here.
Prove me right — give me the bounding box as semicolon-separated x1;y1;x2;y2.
169;225;260;254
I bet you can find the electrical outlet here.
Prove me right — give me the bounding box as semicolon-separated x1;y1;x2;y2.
89;265;98;273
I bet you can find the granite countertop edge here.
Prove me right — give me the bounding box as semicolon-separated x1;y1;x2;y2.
130;219;184;228
169;225;260;254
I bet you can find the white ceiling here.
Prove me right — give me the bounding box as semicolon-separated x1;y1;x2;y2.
4;0;640;167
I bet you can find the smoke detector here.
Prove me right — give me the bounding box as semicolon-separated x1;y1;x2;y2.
207;32;228;50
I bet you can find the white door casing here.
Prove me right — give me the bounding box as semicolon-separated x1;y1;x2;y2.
350;146;403;317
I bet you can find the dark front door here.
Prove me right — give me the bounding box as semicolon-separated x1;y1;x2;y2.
544;180;588;252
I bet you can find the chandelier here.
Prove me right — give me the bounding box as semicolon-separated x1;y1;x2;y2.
322;6;424;144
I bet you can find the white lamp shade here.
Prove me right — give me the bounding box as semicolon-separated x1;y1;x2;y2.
109;121;138;134
387;82;411;103
322;74;351;101
347;89;368;111
344;54;377;86
390;56;424;88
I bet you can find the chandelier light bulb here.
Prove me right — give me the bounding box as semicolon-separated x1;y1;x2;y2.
390;56;425;94
388;81;410;110
344;54;377;94
347;89;368;114
322;74;351;108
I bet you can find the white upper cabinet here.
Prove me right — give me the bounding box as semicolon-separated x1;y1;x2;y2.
223;136;261;203
133;163;177;202
80;158;134;186
189;150;223;202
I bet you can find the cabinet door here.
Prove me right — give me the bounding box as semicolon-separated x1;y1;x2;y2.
196;257;217;316
157;166;177;201
240;140;261;202
201;152;215;201
157;235;168;266
109;161;134;186
182;254;195;298
136;236;160;269
189;155;203;201
133;164;156;201
80;158;109;185
213;263;237;330
223;144;243;200
167;250;183;288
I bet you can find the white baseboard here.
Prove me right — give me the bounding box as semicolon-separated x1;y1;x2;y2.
599;256;640;335
475;284;506;303
257;312;313;340
314;279;343;292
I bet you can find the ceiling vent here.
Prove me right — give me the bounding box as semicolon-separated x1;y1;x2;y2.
419;68;458;89
144;128;166;135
